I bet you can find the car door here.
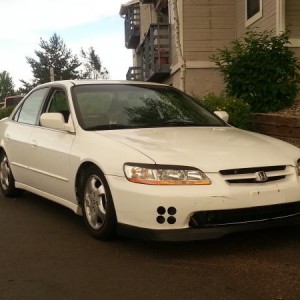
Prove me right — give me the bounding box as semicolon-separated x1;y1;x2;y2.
4;88;49;185
29;88;76;202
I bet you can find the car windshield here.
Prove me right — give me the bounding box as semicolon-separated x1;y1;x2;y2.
72;84;226;130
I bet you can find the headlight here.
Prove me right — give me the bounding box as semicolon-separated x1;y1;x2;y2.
123;163;211;185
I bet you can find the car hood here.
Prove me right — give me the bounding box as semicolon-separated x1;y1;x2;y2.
96;127;300;172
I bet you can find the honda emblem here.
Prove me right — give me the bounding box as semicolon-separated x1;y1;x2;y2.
255;171;268;183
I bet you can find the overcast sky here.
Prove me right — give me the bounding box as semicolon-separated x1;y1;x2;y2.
0;0;132;88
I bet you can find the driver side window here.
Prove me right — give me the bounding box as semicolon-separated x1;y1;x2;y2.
47;90;70;122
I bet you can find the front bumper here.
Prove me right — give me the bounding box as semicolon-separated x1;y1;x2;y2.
117;210;300;241
108;173;300;231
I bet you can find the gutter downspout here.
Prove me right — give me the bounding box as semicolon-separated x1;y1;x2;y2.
171;0;186;92
276;0;285;35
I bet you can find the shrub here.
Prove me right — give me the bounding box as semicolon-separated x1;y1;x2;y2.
0;107;15;119
196;92;252;130
211;30;300;113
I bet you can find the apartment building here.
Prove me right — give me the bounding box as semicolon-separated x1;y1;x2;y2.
120;0;300;97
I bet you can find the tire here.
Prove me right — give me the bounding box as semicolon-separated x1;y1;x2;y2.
80;166;117;240
0;151;22;197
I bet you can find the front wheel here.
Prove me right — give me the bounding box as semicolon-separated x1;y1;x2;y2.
80;166;117;240
0;151;22;197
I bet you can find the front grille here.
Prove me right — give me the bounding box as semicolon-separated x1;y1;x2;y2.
189;202;300;228
219;165;286;175
226;175;285;184
219;165;288;184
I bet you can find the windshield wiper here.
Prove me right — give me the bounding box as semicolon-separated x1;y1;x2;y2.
160;119;203;126
160;119;226;127
85;124;133;131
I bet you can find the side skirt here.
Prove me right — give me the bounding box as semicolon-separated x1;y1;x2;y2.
15;182;82;215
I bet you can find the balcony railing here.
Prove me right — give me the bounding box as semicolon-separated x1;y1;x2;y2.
126;67;142;81
140;0;168;10
123;4;140;49
140;24;170;82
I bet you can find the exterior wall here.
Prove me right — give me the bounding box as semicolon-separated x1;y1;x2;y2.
236;0;277;38
139;4;158;44
235;0;300;102
292;47;300;58
175;0;235;95
169;0;181;67
184;69;224;97
182;0;236;62
290;47;300;101
162;68;224;97
236;0;244;38
162;68;181;87
132;51;140;67
124;0;299;100
170;24;179;66
286;0;300;39
286;0;300;101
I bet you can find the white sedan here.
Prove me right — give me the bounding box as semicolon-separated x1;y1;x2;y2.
0;80;299;241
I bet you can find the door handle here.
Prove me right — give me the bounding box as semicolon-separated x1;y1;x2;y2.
4;133;10;140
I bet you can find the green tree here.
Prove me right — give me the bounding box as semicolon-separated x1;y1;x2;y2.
211;30;300;112
0;71;15;101
17;81;36;95
80;47;109;79
20;33;81;92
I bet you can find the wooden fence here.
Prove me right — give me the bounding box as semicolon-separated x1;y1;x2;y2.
252;113;300;147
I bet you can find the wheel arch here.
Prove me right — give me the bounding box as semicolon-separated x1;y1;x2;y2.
75;161;118;239
0;147;10;161
75;161;106;205
0;146;23;197
0;146;5;155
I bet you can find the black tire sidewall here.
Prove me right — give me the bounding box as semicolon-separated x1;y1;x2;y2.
0;151;20;197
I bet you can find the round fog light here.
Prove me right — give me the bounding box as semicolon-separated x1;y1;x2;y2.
157;216;165;224
167;216;176;224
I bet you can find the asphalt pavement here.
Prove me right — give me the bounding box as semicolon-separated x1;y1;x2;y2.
0;191;299;300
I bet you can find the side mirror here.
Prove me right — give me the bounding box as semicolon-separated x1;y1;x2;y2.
40;113;75;133
214;111;229;123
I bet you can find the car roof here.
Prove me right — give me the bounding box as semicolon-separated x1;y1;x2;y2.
36;80;169;89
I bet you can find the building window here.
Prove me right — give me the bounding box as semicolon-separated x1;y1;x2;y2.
245;0;262;27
